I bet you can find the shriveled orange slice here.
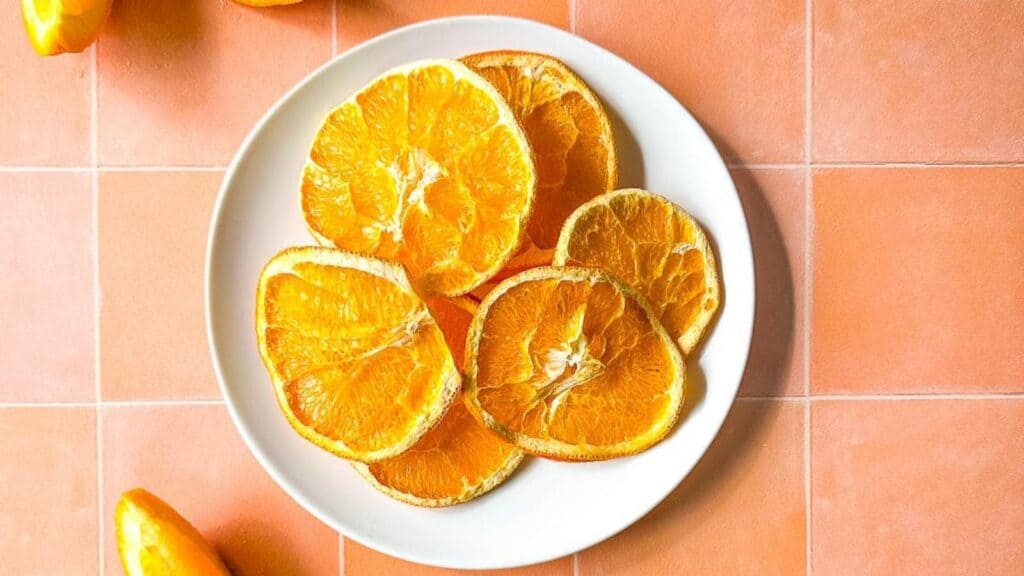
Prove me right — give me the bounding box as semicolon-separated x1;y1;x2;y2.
256;247;459;463
464;267;686;461
301;59;537;296
22;0;112;56
462;51;617;252
354;297;524;507
115;489;230;576
553;189;720;354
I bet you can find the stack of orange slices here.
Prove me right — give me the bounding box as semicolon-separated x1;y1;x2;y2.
256;53;720;506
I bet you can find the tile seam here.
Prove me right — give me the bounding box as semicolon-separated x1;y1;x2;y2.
804;0;813;573
92;40;105;576
331;0;339;57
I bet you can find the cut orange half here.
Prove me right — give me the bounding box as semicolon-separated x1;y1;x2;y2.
301;59;537;296
354;297;524;507
255;247;460;463
22;0;112;56
464;267;686;461
462;51;617;251
553;189;720;354
115;489;230;576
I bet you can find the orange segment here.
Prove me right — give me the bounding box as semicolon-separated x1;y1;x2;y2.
302;60;537;296
22;0;112;56
355;297;524;506
464;267;686;461
115;489;230;576
462;51;617;250
553;189;721;354
256;247;460;463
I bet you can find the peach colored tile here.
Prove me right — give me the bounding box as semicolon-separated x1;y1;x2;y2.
0;173;95;402
336;0;569;51
813;0;1024;162
811;168;1024;394
0;4;91;165
97;0;331;166
0;407;97;575
733;168;806;397
576;0;805;163
812;399;1024;575
98;172;218;400
578;400;806;575
102;404;338;576
346;540;571;576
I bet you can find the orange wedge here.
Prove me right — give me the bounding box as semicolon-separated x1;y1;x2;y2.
115;489;230;576
553;189;720;354
354;297;524;506
22;0;112;56
302;59;537;296
464;267;686;461
256;247;460;463
462;51;617;253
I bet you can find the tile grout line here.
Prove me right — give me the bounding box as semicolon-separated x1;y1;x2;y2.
331;0;338;57
812;393;1024;401
803;0;813;573
338;533;345;576
573;552;580;576
569;0;577;33
91;41;105;576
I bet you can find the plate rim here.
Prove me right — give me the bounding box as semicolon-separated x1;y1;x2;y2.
205;14;755;570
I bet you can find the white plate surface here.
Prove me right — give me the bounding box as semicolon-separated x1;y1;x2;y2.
206;15;754;570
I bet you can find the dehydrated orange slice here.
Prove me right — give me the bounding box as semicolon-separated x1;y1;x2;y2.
256;247;459;463
115;489;230;576
462;51;617;252
22;0;112;56
301;59;537;296
354;297;524;507
553;189;720;354
464;267;686;461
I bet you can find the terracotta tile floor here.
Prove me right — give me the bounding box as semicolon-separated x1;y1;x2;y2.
3;1;1022;574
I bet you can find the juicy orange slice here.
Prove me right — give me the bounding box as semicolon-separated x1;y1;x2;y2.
22;0;112;56
462;51;617;251
553;189;720;354
256;247;460;462
301;59;537;296
355;297;523;506
464;267;686;461
115;489;230;576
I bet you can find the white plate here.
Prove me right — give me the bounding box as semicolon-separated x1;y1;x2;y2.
206;15;754;570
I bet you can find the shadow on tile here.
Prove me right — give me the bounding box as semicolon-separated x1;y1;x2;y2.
214;514;328;576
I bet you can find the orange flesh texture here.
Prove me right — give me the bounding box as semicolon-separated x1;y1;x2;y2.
261;260;455;455
557;192;718;353
463;52;616;250
303;63;534;296
473;271;682;449
364;297;521;503
22;0;111;55
115;489;230;576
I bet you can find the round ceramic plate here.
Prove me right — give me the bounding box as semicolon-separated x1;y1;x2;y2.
207;15;754;570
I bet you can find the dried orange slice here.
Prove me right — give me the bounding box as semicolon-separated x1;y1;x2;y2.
302;60;537;296
464;267;686;461
462;51;617;252
553;189;720;354
115;489;230;576
354;297;524;507
256;247;459;463
22;0;112;56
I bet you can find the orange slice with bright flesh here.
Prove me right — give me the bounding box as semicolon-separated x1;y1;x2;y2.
256;247;460;463
462;51;617;253
115;489;230;576
464;266;686;461
553;189;720;354
301;59;537;296
354;296;524;507
22;0;112;56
